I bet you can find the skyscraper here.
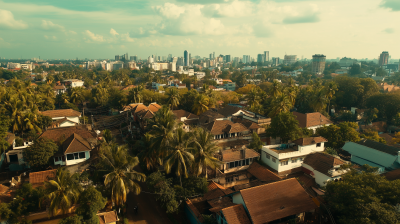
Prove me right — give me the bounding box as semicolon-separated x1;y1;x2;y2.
124;53;128;61
379;51;389;66
226;55;231;63
257;54;265;64
264;51;269;62
243;55;250;64
213;52;215;59
272;57;280;66
312;54;326;74
283;55;297;65
115;55;120;61
209;53;212;60
184;50;189;66
168;54;172;62
189;53;192;66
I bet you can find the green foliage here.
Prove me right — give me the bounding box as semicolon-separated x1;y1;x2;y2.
0;115;11;139
267;112;302;143
362;108;379;124
23;137;58;169
76;186;106;223
61;102;80;111
338;111;356;122
15;183;45;214
59;215;84;224
103;129;113;143
360;129;386;144
37;114;53;130
301;127;313;138
324;147;338;156
316;122;360;149
202;214;218;224
249;132;263;152
146;171;179;213
325;169;400;223
366;93;400;122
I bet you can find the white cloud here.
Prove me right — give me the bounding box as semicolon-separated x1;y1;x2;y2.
203;0;254;17
0;37;11;48
121;33;134;42
154;3;185;19
0;9;28;30
69;30;77;35
110;28;119;36
83;30;104;42
41;20;65;31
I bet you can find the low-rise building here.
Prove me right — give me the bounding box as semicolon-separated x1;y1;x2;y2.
63;79;84;88
53;85;67;95
261;137;327;175
293;112;332;134
173;110;199;132
53;133;93;166
40;109;81;128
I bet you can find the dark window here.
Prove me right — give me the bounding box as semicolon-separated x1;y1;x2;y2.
54;157;59;162
235;161;239;167
62;156;66;161
229;162;234;168
67;154;74;160
9;154;18;163
317;143;321;147
241;160;245;166
246;159;250;165
74;153;79;159
79;152;86;159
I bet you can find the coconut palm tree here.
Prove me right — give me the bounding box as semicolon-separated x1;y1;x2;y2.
191;128;222;179
311;89;328;112
148;106;178;155
127;85;143;103
5;97;25;133
23;111;41;133
286;87;297;107
69;87;84;107
102;144;146;207
138;133;160;171
166;87;180;110
43;168;81;217
55;93;69;108
246;88;262;108
164;128;194;186
269;94;292;117
325;81;338;114
269;80;282;98
192;94;210;115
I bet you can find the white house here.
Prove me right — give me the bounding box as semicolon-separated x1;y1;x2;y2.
64;79;84;88
6;140;33;167
343;139;400;173
172;110;199;132
293;112;333;134
302;152;349;186
53;133;92;166
40;109;81;128
261;137;327;175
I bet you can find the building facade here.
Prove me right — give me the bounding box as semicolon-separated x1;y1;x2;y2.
311;54;326;74
379;51;389;66
184;50;189;67
283;55;297;65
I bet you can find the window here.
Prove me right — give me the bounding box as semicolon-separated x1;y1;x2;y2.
226;176;233;183
246;159;250;165
79;152;86;159
272;158;276;163
74;153;79;159
280;161;288;166
229;162;234;168
235;161;239;167
67;154;74;160
266;154;270;159
54;157;60;162
241;160;245;166
299;157;304;161
316;143;321;147
292;158;297;163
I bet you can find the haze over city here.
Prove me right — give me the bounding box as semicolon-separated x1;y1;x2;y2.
1;0;400;59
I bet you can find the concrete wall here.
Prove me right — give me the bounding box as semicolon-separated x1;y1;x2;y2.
65;151;90;166
302;163;344;186
308;124;330;134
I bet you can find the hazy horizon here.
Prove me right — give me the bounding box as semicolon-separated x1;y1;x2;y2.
0;0;399;59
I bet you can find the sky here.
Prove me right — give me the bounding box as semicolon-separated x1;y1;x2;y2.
0;0;399;60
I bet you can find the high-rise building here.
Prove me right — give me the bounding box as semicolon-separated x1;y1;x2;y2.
115;55;120;61
130;55;137;61
184;50;189;66
283;55;297;65
213;52;215;59
189;53;192;66
312;54;326;74
167;54;172;62
257;54;265;63
124;53;129;61
226;55;231;63
243;55;250;64
209;54;212;60
272;57;280;66
379;51;389;66
264;51;269;62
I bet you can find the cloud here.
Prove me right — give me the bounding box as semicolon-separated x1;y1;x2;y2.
110;28;119;36
69;30;77;35
202;0;253;17
175;0;229;4
383;28;395;34
282;13;320;24
0;37;11;48
154;3;185;19
44;35;58;41
83;30;104;42
380;0;400;11
0;9;28;30
121;33;134;42
41;20;65;31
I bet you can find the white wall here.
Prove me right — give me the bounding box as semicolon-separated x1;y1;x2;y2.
308;124;330;134
302;163;344;186
232;193;245;209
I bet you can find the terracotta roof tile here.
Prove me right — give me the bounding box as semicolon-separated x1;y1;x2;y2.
293;137;328;146
29;169;56;185
0;184;9;194
208;197;236;213
217;105;242;117
221;147;260;163
203;120;249;135
233;180;264;192
293;112;332;128
136;109;154;119
39;126;96;142
379;133;394;145
383;169;400;181
53;85;66;90
62;133;92;154
203;188;234;201
218;139;250;149
97;211;119;224
246;162;281;182
207;181;226;191
40;109;81;118
123;103;148;113
303;152;346;176
222;204;251;224
199;110;225;124
148;103;162;113
240;178;318;224
186;199;205;223
5;132;15;145
238;120;261;130
173;110;199;120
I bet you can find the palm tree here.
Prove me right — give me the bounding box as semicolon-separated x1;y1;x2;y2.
311;89;328;112
23;111;41;133
102;144;146;207
148;106;178;155
166;88;180;110
269;94;292;117
138;133;160;171
246;88;261;108
269;80;282;98
128;85;143;103
164;128;194;186
43;168;81;217
286;87;297;107
325;82;338;114
69;88;84;107
5;97;25;133
191;128;222;179
192;94;210;115
55;93;69;108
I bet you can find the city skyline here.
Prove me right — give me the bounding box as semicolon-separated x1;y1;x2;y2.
0;0;399;59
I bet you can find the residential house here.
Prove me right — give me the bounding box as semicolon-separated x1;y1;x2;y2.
219;204;251;224
63;79;84;88
302;152;348;186
218;105;271;127
380;83;400;92
5;140;33;171
152;82;166;90
343;139;400;172
293;112;332;134
97;211;119;224
53;133;93;166
261;137;328;175
122;103;161;130
53;85;67;95
198;110;225;126
40;109;81;128
222;82;236;91
29;169;56;188
173;110;199;132
231;178;318;224
203;119;250;140
383;169;400;181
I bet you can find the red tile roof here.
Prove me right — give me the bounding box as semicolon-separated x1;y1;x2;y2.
292;112;332;128
173;110;199;120
303;153;346;176
40;109;81;118
293;137;328;146
383;169;400;181
246;162;281;182
240;178;318;224
221;147;260;163
208;197;236;213
203;188;234;201
148;103;162;113
207;181;226;191
39;126;96;142
222;204;251;224
203;120;249;135
186;199;205;223
97;211;119;224
62;133;92;154
29;169;56;185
